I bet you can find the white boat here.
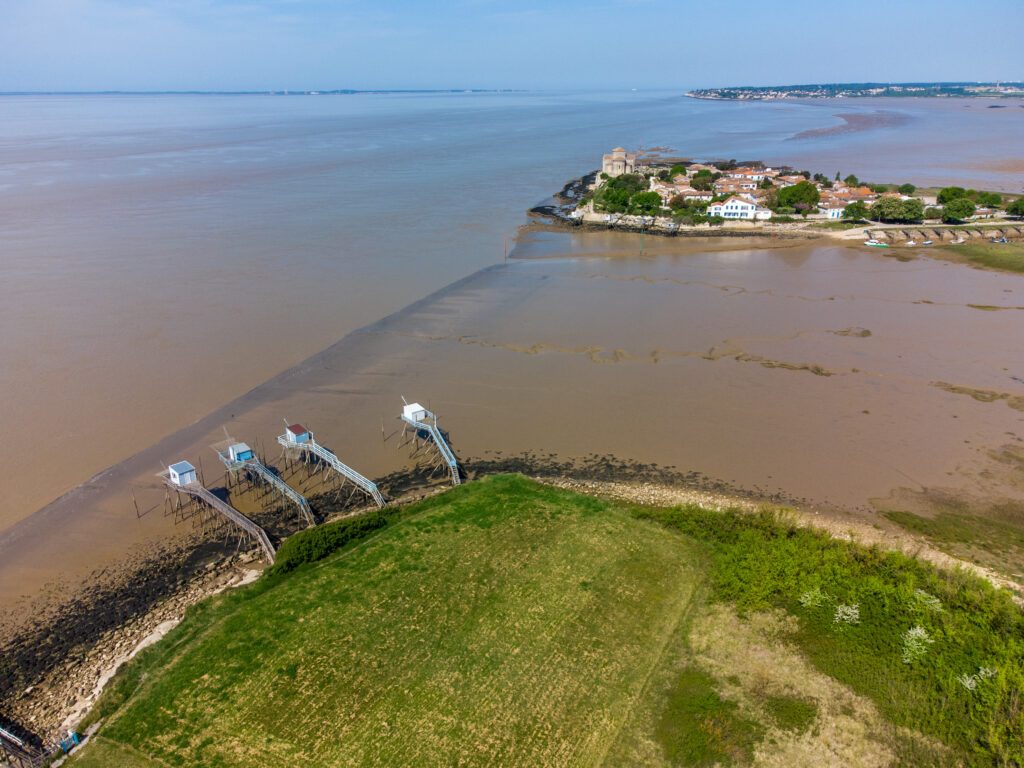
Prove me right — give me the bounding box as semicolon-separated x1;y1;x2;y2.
905;240;917;247
922;240;933;246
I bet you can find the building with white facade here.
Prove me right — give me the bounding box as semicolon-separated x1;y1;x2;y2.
707;196;772;220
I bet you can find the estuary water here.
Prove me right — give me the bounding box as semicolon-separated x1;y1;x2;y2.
1;91;1023;630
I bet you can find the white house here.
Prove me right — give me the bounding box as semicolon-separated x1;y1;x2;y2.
402;402;431;423
707;196;772;220
168;460;197;486
284;423;312;444
227;442;255;462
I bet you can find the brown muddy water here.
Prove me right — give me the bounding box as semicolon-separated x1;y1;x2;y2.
2;94;1024;682
4;230;1024;635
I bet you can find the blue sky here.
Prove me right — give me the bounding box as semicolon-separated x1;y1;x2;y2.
1;0;1021;91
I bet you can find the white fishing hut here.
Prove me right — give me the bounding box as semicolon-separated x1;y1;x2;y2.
168;460;197;486
283;424;312;445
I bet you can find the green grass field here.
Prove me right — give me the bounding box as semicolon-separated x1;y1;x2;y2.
939;240;1024;273
69;476;1024;767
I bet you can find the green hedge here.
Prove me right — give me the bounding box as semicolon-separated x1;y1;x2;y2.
267;513;388;577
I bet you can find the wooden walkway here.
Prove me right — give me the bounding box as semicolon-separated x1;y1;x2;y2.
401;415;461;486
277;435;386;507
164;479;276;563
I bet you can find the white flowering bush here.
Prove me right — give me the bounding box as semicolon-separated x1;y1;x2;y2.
913;589;943;612
901;625;935;663
958;667;999;692
958;666;998;691
833;603;860;625
957;672;978;691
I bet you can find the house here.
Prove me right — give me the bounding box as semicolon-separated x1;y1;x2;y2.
729;167;773;182
601;147;636;177
227;442;255;463
650;178;714;204
673;188;714;202
713;179;746;195
402;402;431;423
686;163;717;174
776;175;806;188
284;424;312;444
168;460;197;486
707;196;772;220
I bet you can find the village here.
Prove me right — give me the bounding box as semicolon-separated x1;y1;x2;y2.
568;147;1023;237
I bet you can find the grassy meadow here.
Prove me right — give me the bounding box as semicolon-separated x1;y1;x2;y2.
68;476;1023;767
939;240;1024;273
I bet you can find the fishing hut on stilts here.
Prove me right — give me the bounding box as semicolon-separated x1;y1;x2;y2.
161;460;276;563
399;399;461;486
212;435;315;528
276;423;386;508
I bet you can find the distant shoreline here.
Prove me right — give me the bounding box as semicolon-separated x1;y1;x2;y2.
687;81;1024;100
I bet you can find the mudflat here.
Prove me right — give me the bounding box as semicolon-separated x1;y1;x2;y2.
4;231;1023;637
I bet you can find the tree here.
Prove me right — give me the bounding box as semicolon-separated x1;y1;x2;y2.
669;164;688;179
843;174;859;186
776;180;820;212
843;201;870;220
924;207;943;220
691;174;715;191
758;176;774;189
942;198;975;223
871;196;923;223
629;191;663;215
668;194;691;211
899;198;924;222
937;186;967;205
898;183;916;195
593;174;646;213
976;191;1002;208
1007;198;1024;217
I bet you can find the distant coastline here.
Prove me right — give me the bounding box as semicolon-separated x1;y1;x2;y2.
0;88;523;97
687;81;1024;100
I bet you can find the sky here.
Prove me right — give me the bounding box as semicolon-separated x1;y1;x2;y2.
1;0;1022;92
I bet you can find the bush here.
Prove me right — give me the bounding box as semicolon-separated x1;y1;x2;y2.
898;183;917;195
777;181;820;211
843;201;869;220
1007;198;1024;217
267;513;388;577
938;186;967;205
629;191;664;215
942;198;975;223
